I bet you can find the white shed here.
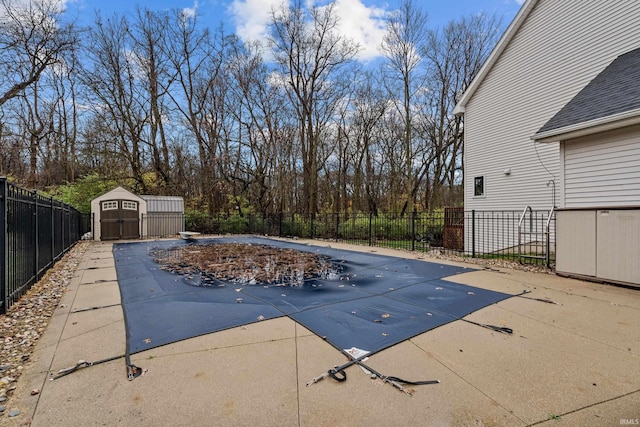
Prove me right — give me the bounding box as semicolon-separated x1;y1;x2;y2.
91;187;185;241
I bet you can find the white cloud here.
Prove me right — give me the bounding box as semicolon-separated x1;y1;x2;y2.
267;70;287;88
0;0;76;28
6;0;78;14
331;0;388;62
182;0;198;19
228;0;388;62
228;0;284;43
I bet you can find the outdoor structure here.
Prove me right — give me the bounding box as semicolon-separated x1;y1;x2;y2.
532;48;640;286
453;0;640;283
90;187;184;241
140;194;186;239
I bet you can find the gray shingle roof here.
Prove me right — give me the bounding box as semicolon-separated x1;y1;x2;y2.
536;47;640;135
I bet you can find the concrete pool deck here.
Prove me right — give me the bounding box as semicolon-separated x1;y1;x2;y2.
4;238;640;426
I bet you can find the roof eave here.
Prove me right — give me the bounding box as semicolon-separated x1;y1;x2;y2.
531;108;640;143
453;0;538;115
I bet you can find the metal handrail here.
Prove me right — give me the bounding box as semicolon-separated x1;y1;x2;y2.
518;205;554;268
518;205;533;228
546;206;555;231
518;206;532;262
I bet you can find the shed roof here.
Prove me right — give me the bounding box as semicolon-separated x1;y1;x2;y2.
93;186;145;203
533;47;640;141
140;195;184;212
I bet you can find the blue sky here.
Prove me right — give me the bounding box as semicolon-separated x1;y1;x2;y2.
63;0;525;61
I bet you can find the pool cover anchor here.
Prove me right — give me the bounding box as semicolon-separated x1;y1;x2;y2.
127;363;145;381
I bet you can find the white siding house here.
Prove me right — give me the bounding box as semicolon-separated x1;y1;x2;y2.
454;0;640;211
532;48;640;286
455;0;640;285
561;126;640;208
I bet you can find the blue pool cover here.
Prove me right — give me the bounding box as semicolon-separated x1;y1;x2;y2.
114;237;514;355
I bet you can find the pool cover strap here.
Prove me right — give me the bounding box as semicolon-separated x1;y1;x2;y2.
51;354;145;381
345;359;440;397
328;368;347;382
310;352;439;396
463;319;513;334
51;354;125;380
326;360;439;397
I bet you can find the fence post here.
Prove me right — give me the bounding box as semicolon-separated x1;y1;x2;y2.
471;209;476;258
50;196;54;265
368;211;372;247
0;178;6;314
335;212;339;241
33;190;39;280
66;203;71;250
411;211;416;251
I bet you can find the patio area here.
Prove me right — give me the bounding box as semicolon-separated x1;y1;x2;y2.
4;237;640;426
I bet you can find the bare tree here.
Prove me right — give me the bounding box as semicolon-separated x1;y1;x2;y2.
128;8;174;193
163;13;231;213
0;0;77;106
226;39;298;215
77;114;126;178
421;13;501;208
13;80;53;186
0;0;77;187
81;13;148;191
269;0;360;215
0;0;505;220
0;109;27;177
380;0;428;215
348;71;387;213
46;45;81;184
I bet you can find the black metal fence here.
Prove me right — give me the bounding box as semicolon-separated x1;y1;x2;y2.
0;178;89;314
179;209;555;267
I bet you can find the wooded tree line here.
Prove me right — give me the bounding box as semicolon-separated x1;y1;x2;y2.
0;0;501;215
